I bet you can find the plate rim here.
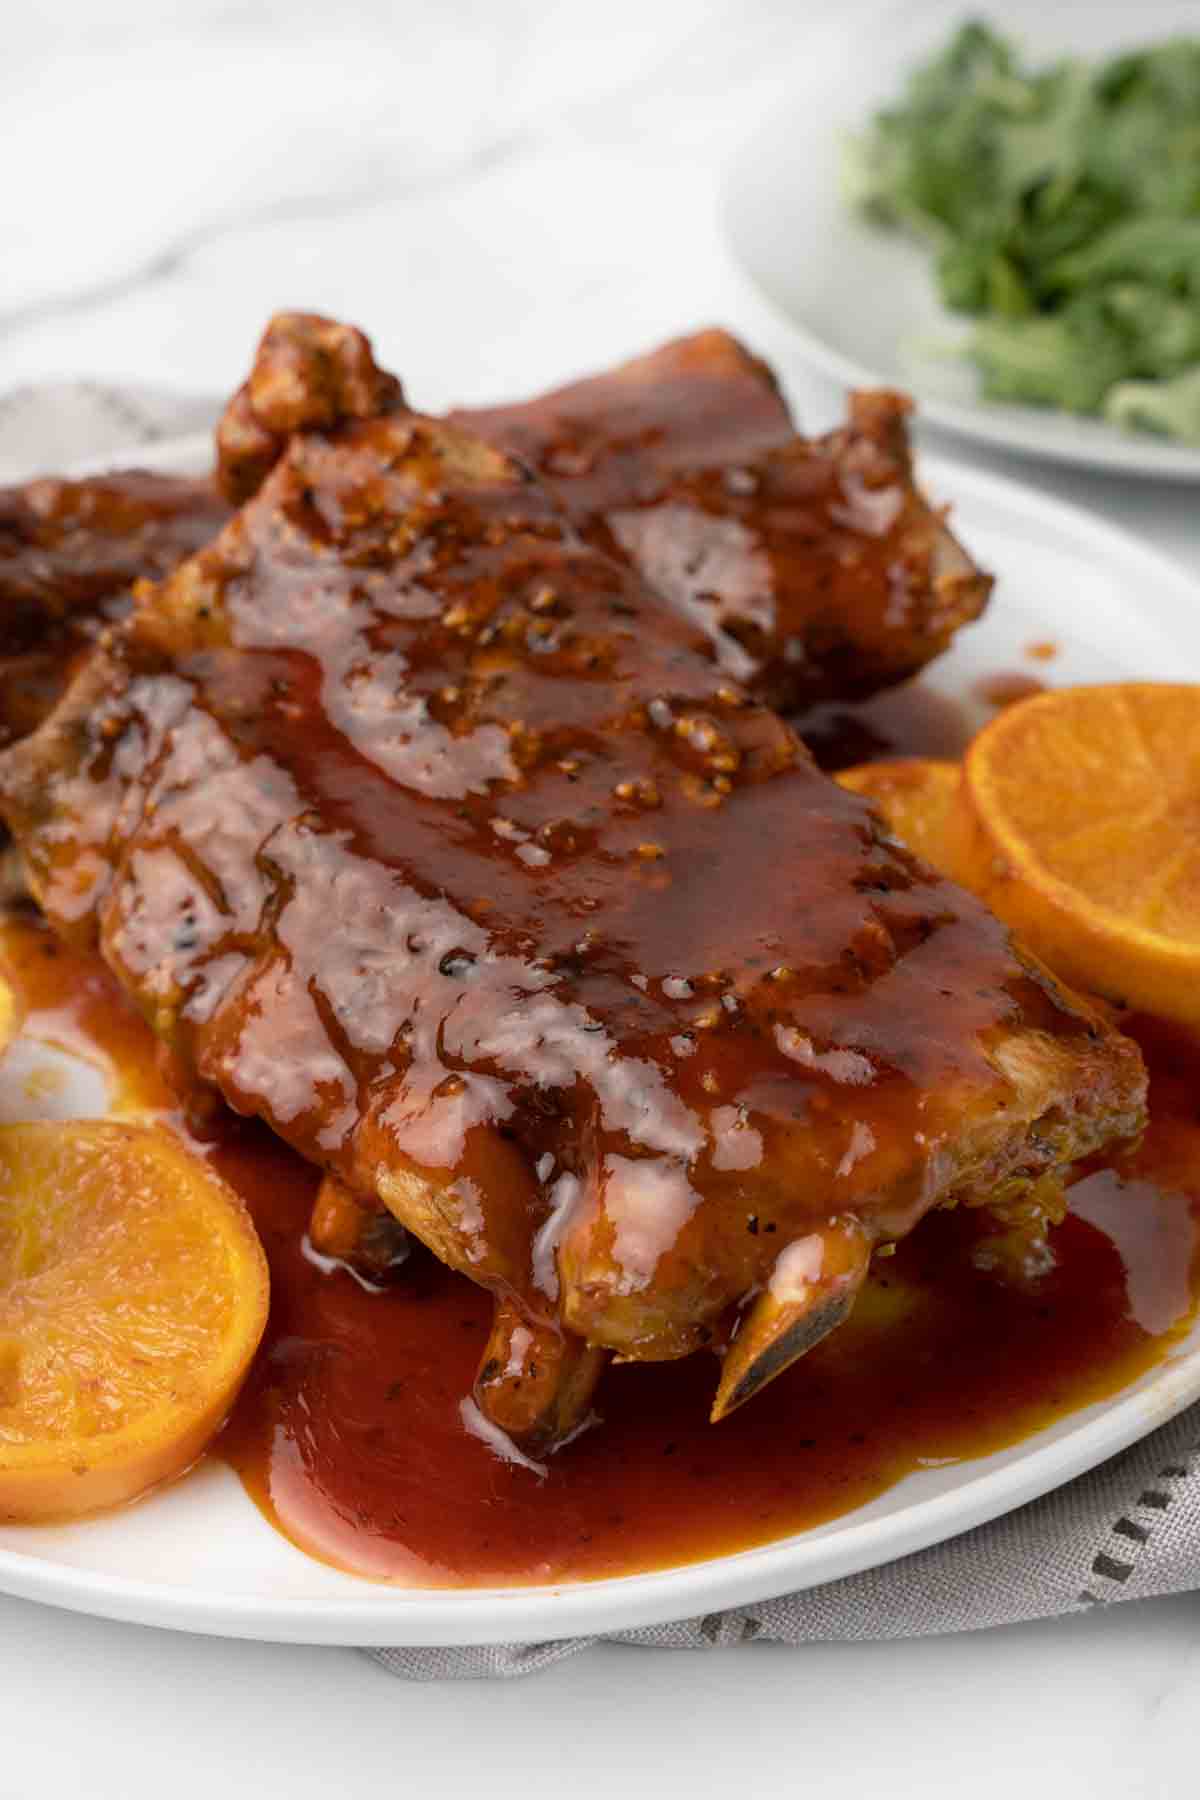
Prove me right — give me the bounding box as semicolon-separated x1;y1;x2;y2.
720;1;1200;482
0;433;1198;1646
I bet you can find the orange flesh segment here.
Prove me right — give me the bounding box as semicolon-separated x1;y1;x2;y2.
953;683;1200;1028
0;1120;269;1521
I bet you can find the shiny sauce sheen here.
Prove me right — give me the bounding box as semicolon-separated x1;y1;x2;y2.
5;914;1198;1588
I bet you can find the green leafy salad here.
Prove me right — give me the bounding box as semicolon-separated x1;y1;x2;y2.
845;20;1200;440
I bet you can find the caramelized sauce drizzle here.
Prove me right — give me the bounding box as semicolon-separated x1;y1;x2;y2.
4;911;1198;1588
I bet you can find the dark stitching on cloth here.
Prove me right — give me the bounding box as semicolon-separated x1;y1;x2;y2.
697;1612;758;1646
1078;1444;1199;1609
1111;1517;1151;1544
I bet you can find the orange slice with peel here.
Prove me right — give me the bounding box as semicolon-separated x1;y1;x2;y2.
950;683;1200;1028
0;1120;269;1521
835;757;960;869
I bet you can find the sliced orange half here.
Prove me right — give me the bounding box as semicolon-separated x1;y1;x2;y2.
0;1121;269;1521
951;683;1200;1028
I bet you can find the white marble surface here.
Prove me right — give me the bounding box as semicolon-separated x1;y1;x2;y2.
3;1;1200;1793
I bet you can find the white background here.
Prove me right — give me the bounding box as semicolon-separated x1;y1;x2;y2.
3;1;1199;1793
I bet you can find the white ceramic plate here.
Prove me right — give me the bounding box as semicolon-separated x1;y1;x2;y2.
1;436;1199;1647
723;0;1200;480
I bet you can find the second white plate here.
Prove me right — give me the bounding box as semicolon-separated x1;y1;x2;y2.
723;0;1200;480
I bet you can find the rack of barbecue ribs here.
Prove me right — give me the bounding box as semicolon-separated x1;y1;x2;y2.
0;312;1146;1452
216;315;992;714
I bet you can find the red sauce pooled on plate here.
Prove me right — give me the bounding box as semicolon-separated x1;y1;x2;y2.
800;682;972;772
5;914;1199;1588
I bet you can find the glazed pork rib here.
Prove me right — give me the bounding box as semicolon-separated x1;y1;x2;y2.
455;332;992;712
0;319;989;753
218;314;992;714
0;470;229;745
0;342;1145;1449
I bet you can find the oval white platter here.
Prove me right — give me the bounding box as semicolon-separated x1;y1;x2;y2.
0;435;1198;1646
723;0;1200;480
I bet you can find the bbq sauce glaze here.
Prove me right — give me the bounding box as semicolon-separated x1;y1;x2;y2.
6;913;1198;1588
0;471;230;748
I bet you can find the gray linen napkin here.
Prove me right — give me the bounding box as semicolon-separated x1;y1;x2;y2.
373;1411;1200;1679
6;382;1200;1680
0;379;215;480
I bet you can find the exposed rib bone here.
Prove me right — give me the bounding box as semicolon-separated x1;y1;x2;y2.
474;1295;606;1452
711;1219;871;1422
308;1173;411;1280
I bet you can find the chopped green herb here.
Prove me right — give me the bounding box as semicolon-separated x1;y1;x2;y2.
844;21;1200;439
